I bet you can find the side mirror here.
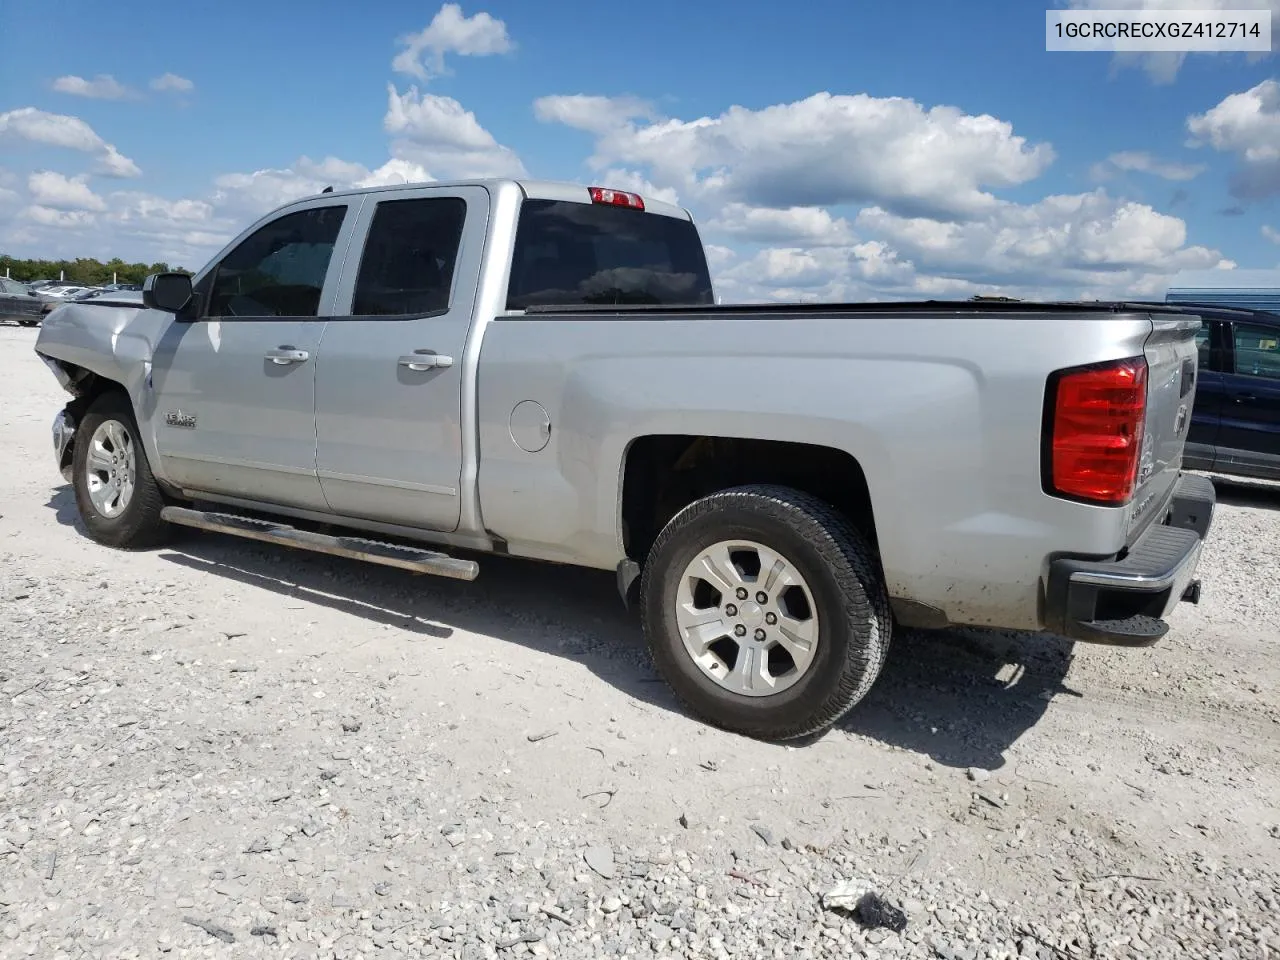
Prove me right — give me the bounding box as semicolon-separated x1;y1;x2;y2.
142;272;194;314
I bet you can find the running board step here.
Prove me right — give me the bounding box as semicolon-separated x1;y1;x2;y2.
159;506;479;581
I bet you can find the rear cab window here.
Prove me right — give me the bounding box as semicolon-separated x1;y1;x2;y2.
505;199;714;310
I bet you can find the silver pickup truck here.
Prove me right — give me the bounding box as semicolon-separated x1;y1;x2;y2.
33;178;1216;740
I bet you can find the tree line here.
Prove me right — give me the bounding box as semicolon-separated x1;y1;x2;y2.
0;255;191;286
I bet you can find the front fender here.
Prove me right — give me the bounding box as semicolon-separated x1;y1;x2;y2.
35;302;175;486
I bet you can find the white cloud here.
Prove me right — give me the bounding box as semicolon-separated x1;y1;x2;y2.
703;244;738;271
21;205;97;229
0;167;19;207
384;83;525;178
150;73;194;94
97;146;142;178
858;190;1223;273
52;74;133;100
1091;150;1206;181
209;154;434;222
27;171;106;211
705;202;855;246
392;3;513;80
708;188;1231;304
358;158;433;187
210;156;365;218
533;95;655;135
0;107;141;178
1065;0;1280;83
1187;79;1280;199
536;91;1054;220
1263;225;1280;244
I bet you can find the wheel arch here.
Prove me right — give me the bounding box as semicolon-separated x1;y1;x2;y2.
619;433;880;568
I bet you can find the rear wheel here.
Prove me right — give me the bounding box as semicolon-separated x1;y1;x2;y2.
640;484;891;741
72;391;171;549
18;319;39;327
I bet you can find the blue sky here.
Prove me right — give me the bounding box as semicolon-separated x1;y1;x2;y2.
2;0;1279;300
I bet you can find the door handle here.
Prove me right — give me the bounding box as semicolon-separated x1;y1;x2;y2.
398;351;454;371
265;347;309;365
1231;393;1256;403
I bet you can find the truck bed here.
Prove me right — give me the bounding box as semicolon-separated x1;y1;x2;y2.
477;301;1202;631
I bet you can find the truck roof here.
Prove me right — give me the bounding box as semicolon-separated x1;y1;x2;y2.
291;177;694;221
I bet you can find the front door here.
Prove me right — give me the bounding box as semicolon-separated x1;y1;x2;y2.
149;199;360;512
1217;319;1280;477
313;186;487;530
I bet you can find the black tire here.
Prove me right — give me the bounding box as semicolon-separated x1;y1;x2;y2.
72;391;171;550
18;320;38;327
640;483;892;741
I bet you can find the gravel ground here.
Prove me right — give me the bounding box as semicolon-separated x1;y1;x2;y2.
1;322;1278;960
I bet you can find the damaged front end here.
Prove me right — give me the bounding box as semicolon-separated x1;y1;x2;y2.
52;408;76;482
36;352;93;483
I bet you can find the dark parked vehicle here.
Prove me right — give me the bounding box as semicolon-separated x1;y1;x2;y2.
1169;302;1280;482
0;278;45;326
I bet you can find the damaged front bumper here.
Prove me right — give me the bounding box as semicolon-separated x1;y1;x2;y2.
53;409;76;482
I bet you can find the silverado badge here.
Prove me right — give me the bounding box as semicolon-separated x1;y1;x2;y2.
164;411;197;429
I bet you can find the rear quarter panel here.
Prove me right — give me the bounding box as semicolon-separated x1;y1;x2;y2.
476;309;1159;631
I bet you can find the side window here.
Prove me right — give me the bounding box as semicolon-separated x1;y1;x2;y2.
1194;322;1211;370
206;205;347;318
351;197;466;316
1232;323;1280;380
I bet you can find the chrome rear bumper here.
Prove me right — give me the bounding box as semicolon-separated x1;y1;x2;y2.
1044;473;1216;646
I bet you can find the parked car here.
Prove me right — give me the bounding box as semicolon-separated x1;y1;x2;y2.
1166;302;1280;482
1166;268;1280;312
72;289;144;306
36;284;90;301
32;178;1215;740
0;277;45;326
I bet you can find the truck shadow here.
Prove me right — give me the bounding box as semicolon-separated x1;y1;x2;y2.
45;484;1073;771
1208;476;1280;510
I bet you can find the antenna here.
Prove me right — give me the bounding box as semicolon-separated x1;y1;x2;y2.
321;186;333;194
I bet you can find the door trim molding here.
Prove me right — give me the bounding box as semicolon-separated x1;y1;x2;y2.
164;451;316;477
317;469;456;496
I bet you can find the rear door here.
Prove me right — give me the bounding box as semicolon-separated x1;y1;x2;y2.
149;198;358;511
1217;317;1280;478
313;185;487;530
1184;319;1226;470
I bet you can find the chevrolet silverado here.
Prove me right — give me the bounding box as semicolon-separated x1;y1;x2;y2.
33;178;1216;740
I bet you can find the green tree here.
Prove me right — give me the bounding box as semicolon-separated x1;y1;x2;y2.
0;254;190;284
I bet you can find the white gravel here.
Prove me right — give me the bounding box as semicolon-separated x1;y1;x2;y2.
1;322;1278;960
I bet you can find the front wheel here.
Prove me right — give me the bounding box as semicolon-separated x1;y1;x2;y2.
71;391;171;549
640;484;892;741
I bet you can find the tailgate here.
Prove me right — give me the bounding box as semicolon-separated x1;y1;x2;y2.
1127;314;1202;544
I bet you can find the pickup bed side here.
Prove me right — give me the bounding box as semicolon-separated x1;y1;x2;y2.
476;306;1196;632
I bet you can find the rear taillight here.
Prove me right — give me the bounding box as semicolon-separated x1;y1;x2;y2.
1044;356;1148;505
589;186;645;211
